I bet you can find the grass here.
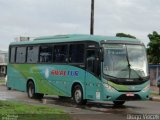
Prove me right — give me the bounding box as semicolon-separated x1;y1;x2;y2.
0;80;5;84
0;100;72;120
0;78;5;84
150;88;160;97
150;92;159;96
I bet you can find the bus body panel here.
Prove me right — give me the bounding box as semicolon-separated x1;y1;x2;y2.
85;72;103;100
7;64;87;97
7;63;150;101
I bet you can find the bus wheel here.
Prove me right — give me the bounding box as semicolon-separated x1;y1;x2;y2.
7;87;11;90
27;81;36;99
73;84;87;105
113;101;125;106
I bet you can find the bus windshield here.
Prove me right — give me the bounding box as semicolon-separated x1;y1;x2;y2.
103;44;148;79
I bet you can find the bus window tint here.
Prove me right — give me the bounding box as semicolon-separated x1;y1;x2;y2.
16;47;26;63
69;44;84;63
10;47;16;63
87;50;96;73
53;45;68;63
39;46;52;63
27;46;39;63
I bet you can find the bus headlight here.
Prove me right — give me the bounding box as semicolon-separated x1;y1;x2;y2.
104;84;115;91
142;84;150;92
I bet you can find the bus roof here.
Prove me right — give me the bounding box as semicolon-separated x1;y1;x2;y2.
10;34;142;45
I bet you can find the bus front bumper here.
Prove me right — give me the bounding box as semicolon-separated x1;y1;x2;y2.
103;84;150;101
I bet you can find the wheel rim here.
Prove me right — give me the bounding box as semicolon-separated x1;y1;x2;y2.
28;85;34;97
74;89;82;103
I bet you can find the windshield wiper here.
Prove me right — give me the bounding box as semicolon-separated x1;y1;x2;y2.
125;45;148;80
125;45;131;79
130;68;149;81
103;74;119;79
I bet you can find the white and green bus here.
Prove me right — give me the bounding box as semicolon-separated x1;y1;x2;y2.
7;34;150;105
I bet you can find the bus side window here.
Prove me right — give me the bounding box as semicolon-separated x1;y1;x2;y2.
69;44;84;63
53;45;68;63
10;47;16;63
16;47;26;63
39;46;52;63
27;46;39;63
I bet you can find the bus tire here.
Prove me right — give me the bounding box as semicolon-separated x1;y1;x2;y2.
7;87;11;90
27;81;36;99
73;84;87;105
113;101;125;106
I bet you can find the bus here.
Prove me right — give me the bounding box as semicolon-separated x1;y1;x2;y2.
7;34;150;105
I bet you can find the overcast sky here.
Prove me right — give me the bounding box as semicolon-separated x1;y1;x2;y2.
0;0;160;51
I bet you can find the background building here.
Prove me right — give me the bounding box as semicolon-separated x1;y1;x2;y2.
0;50;8;77
149;64;160;86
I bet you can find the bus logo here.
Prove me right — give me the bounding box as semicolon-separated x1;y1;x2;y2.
51;69;79;77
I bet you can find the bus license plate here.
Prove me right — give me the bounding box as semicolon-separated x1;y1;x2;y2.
126;93;134;97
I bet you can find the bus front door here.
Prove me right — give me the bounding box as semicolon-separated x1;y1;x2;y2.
85;49;101;100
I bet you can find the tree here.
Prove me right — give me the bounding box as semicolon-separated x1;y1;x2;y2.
147;31;160;64
116;33;136;39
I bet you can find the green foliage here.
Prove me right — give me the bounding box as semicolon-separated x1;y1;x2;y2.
116;33;136;39
147;31;160;64
0;100;71;120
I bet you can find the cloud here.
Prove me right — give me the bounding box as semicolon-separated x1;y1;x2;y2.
94;0;160;45
0;0;160;50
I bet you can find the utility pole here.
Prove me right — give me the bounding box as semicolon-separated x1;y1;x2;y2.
90;0;94;35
